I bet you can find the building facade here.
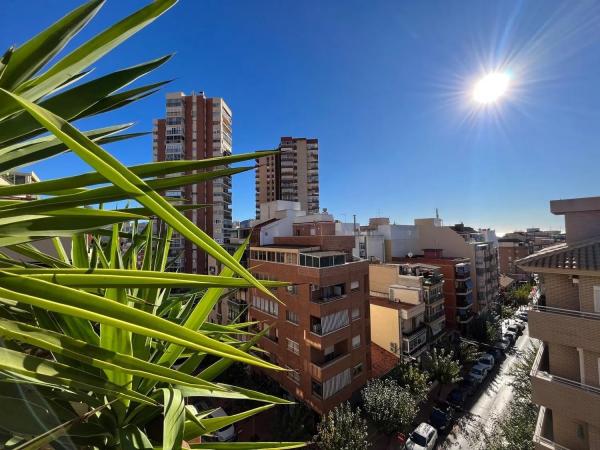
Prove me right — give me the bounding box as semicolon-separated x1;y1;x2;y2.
394;249;474;332
369;263;446;363
255;137;319;219
153;91;233;274
415;218;499;312
517;196;600;450
498;238;531;277
247;218;370;414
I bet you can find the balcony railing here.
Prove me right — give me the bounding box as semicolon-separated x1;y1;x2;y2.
531;342;600;397
426;310;445;323
529;304;600;321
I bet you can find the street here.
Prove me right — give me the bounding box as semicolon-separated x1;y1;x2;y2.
441;326;534;449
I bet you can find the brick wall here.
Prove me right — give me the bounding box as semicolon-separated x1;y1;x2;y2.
544;273;579;309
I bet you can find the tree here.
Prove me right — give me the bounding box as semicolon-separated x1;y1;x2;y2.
456;341;483;366
471;312;502;345
361;378;418;435
314;402;370;450
424;348;462;398
387;361;430;403
509;283;533;307
0;2;304;448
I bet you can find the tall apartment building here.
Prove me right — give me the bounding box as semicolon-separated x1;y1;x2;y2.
517;196;600;450
395;249;474;332
415;218;499;312
153;91;233;274
247;211;370;414
369;263;446;364
255;137;319;219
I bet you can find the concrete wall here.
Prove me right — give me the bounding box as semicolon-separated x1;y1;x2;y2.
369;302;400;356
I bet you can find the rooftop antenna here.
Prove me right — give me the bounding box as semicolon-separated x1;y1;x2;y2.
435;208;439;220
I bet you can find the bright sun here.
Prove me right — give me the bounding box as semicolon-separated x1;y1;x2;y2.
473;72;510;104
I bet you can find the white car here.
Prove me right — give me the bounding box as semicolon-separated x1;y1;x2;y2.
477;353;495;370
195;402;235;442
468;364;489;383
513;319;526;331
405;422;438;450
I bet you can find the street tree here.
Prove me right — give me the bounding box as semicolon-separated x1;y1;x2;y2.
314;402;370;450
361;378;418;435
387;361;430;403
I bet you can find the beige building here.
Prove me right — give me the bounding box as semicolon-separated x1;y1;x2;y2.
517;196;600;450
415;218;499;312
369;263;446;362
255;137;319;219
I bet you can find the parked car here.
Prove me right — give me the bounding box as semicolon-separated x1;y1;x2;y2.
507;323;522;336
504;331;517;344
489;348;506;362
194;402;235;442
468;364;489;384
429;406;453;431
495;339;509;351
516;311;528;322
513;318;526;330
405;422;438;450
458;379;477;397
448;388;468;409
477;353;495;370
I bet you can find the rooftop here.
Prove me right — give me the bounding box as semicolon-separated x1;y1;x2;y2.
516;238;600;272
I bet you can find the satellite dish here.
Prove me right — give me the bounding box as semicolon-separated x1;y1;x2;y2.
408;252;414;258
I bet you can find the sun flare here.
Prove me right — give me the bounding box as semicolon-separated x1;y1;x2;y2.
473;72;510;104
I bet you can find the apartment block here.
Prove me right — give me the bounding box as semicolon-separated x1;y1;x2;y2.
255;137;319;219
0;170;40;200
369;263;446;365
152;91;233;274
517;196;600;450
394;249;474;332
498;238;531;278
353;217;420;263
415;218;499;312
247;212;370;414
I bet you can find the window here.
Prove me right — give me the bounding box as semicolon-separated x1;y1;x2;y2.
251;296;279;317
351;308;360;320
352;334;361;349
352;363;363;378
286;338;300;355
286;366;300;384
286;310;299;325
350;280;360;291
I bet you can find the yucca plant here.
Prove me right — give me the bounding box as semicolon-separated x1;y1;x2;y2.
0;1;304;448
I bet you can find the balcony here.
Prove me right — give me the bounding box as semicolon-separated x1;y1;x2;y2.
311;283;347;305
531;343;600;426
402;325;427;356
532;406;571;450
309;342;350;380
423;274;443;286
425;292;444;306
425;309;445;323
457;310;474;323
528;305;600;352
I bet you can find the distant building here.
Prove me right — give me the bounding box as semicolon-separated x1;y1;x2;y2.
517;196;600;449
369;262;446;365
153;91;233;275
498;238;531;278
255;137;319;219
247;204;370;414
415;218;499;312
395;249;474;332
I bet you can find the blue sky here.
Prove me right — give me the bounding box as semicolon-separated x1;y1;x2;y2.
4;0;600;235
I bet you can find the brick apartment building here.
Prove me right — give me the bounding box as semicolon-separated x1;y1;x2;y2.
395;249;474;332
255;137;319;220
247;215;370;414
517;196;600;449
153;91;233;274
498;238;531;277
